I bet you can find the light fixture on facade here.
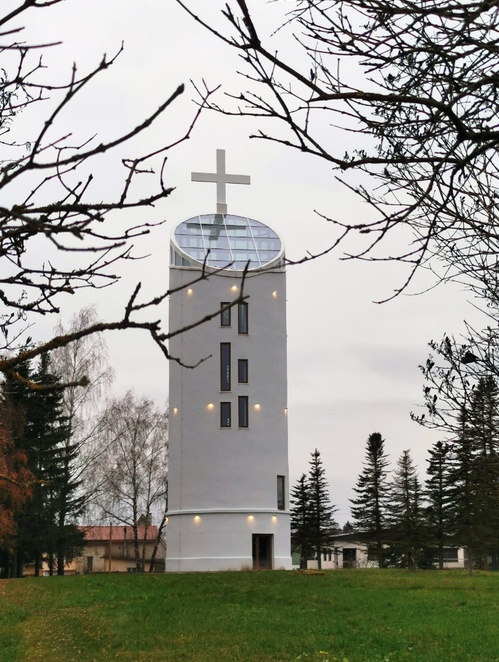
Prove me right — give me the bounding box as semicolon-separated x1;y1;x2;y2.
207;403;215;411
173;407;178;414
284;408;288;415
271;516;277;523
193;515;201;523
187;288;193;295
231;284;238;292
272;290;277;298
254;403;261;411
247;515;254;522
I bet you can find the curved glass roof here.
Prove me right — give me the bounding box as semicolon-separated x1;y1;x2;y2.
173;214;283;270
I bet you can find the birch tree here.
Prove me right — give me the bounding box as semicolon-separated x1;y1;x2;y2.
91;393;168;572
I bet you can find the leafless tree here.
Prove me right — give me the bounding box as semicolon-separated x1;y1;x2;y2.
46;306;113;571
179;0;499;300
0;1;248;387
89;392;168;572
51;306;113;447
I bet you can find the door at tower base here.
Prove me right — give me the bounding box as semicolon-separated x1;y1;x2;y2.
165;512;292;572
252;534;273;570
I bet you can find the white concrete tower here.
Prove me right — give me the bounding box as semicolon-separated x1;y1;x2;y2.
166;149;291;571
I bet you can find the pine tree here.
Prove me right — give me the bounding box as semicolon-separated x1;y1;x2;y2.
425;441;454;569
350;432;391;567
290;473;312;569
307;449;338;569
388;450;427;568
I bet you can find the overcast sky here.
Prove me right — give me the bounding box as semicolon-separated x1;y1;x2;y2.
14;0;485;524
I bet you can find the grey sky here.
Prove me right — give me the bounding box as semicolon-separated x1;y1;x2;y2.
15;0;483;523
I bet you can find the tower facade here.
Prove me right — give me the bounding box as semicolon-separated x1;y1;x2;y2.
166;151;291;571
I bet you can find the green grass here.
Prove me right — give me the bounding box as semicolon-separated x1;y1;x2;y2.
1;570;499;661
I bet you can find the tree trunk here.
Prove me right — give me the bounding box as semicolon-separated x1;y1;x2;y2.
148;512;167;573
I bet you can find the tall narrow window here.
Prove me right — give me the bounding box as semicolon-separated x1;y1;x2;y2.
220;402;231;428
220;302;231;327
277;475;285;511
238;395;249;428
220;343;231;391
238;359;248;384
238;302;248;334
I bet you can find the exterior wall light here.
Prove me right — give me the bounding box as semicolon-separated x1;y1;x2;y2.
193;516;201;523
173;407;178;414
187;288;193;295
207;403;215;411
272;290;277;298
271;516;277;523
231;285;238;292
284;408;288;415
254;403;261;411
247;515;254;522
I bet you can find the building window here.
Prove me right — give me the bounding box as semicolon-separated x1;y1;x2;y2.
238;396;249;428
220;302;231;327
277;475;285;510
442;547;459;562
238;359;248;384
220;343;231;391
220;402;231;427
238;302;248;334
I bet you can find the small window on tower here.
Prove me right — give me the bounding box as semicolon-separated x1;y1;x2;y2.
238;396;249;428
277;475;285;511
238;359;248;384
220;302;231;327
220;402;231;428
220;343;231;391
238;302;248;334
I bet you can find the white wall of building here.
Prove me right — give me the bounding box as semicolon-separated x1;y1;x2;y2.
167;259;291;571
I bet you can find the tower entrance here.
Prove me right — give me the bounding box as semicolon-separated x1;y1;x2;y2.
252;534;273;570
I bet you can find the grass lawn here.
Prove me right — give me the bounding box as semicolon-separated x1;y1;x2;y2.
1;569;498;661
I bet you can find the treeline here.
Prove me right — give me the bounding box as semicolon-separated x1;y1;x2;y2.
0;308;168;578
292;362;499;571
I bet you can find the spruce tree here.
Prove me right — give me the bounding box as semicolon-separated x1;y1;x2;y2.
307;449;338;569
290;473;312;569
350;432;391;567
449;376;499;570
388;450;427;568
425;441;454;569
1;355;84;575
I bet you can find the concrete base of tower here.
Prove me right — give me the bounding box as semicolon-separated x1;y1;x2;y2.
165;511;292;572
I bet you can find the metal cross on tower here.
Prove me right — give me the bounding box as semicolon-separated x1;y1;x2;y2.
191;149;251;214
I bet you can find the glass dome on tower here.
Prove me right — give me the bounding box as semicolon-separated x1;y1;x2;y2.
172;213;284;271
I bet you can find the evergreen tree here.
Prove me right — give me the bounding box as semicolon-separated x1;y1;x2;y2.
449;376;499;570
307;449;338;569
290;473;312;569
350;432;391;567
1;355;84;576
388;450;427;568
0;358;35;576
425;441;454;569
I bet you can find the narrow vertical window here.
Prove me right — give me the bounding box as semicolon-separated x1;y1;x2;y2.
220;302;231;327
277;475;285;511
238;302;248;334
220;343;231;391
238;359;248;384
220;402;231;428
238;395;249;428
